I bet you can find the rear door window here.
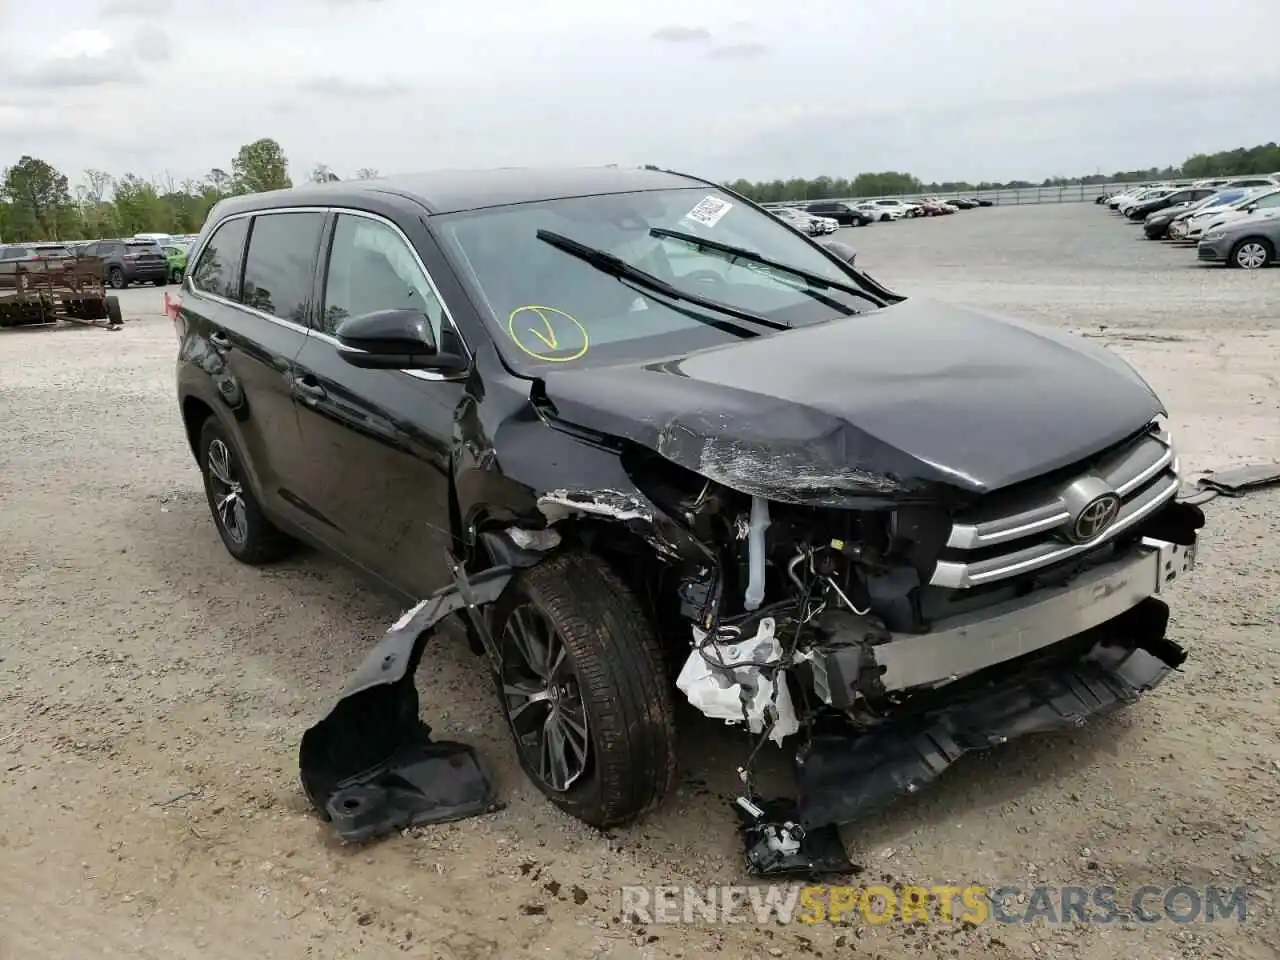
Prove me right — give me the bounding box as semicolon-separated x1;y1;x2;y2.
192;216;251;301
241;212;325;324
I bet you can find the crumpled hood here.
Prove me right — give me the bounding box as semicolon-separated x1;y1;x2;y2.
537;298;1163;505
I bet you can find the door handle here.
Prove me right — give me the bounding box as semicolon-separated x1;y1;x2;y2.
292;375;327;400
209;332;232;350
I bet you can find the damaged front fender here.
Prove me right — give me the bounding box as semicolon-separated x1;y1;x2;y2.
298;567;512;842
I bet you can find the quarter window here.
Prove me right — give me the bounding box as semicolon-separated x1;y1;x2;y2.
242;212;325;324
192;217;250;301
320;214;445;343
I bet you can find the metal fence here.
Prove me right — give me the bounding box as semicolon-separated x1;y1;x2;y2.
880;182;1132;206
765;181;1152;209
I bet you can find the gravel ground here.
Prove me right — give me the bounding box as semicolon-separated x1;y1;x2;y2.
2;203;1277;960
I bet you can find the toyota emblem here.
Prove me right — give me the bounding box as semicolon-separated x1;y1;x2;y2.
1067;493;1121;544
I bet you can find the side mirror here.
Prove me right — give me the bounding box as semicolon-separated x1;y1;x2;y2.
818;238;857;266
335;308;467;374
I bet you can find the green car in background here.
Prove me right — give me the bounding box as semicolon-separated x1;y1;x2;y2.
161;242;189;284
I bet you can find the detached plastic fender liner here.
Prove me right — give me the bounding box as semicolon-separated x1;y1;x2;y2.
298;566;514;842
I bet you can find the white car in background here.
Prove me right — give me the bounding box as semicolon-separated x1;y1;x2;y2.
771;207;834;235
1181;187;1280;241
869;198;922;218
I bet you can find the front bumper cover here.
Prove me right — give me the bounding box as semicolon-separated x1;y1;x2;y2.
298;567;512;842
795;596;1185;830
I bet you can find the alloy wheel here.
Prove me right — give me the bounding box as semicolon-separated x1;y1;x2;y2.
500;603;591;792
1234;242;1269;269
206;438;248;545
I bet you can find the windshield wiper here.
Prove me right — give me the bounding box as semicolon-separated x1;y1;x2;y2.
535;229;791;333
648;227;885;307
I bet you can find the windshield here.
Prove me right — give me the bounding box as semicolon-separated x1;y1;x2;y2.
433;187;870;372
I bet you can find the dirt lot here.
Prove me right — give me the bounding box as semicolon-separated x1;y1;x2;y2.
2;203;1277;959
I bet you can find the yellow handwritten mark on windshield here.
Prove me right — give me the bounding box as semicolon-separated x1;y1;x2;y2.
507;305;589;362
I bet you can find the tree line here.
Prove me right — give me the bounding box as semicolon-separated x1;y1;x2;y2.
0;138;378;243
723;142;1280;204
3;139;1278;243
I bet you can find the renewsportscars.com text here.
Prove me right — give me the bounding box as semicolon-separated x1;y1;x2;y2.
620;884;1251;926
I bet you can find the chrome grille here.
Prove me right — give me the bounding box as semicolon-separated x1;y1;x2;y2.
931;424;1179;589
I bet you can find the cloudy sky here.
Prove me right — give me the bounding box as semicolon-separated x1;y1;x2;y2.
2;0;1278;188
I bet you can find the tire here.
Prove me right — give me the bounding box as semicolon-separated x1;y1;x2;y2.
170;268;183;284
1229;238;1273;270
880;214;891;222
152;278;166;287
108;267;126;289
491;551;677;829
105;296;123;325
197;417;295;564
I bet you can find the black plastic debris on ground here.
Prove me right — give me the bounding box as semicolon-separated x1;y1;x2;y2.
299;567;513;842
734;798;857;879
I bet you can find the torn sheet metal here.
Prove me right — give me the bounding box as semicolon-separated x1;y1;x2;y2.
298;566;513;842
676;617;800;745
795;598;1185;830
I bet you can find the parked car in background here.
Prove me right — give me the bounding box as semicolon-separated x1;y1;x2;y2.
1198;212;1280;268
772;207;830;236
1127;187;1217;221
855;201;897;222
161;241;189;283
1219;177;1279;190
868;198;922;218
0;242;74;262
967;197;994;207
804;201;875;227
914;199;956;216
79;238;170;288
1143;194;1223;239
1119;188;1176;217
947;197;978;209
1185;186;1280;237
1165;189;1253;241
1176;191;1265;243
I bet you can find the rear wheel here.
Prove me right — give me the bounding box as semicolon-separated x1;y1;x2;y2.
108;267;126;289
170;268;183;283
1230;238;1272;269
197;417;295;564
152;278;166;287
105;296;123;325
491;551;677;829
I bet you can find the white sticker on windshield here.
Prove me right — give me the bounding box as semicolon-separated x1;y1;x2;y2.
684;195;733;227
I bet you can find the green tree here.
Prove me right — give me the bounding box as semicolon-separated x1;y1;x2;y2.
231;139;292;194
2;156;74;239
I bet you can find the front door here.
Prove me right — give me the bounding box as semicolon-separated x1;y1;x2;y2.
290;211;464;599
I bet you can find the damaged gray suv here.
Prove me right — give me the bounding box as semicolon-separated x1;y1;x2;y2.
174;167;1203;860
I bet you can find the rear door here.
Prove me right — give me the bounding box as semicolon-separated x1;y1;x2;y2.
184;211;322;530
289;209;467;599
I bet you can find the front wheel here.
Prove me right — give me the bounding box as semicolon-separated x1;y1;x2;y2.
492;552;677;829
1230;239;1273;269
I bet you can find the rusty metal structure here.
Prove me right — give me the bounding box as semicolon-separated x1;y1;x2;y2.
0;252;122;329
